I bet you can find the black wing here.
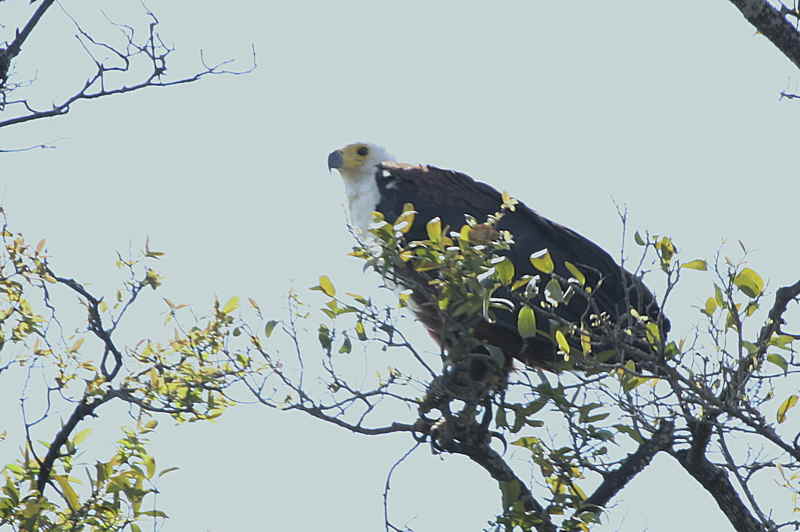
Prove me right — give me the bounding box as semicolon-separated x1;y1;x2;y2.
374;163;668;366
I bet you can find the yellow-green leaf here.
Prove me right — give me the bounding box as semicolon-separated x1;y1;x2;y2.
426;217;442;242
703;297;718;316
73;428;92;446
530;249;554;274
495;258;515;285
681;259;707;271
144;455;156;479
564;261;586;286
714;284;725;307
555;330;570;354
580;333;592;354
68;337;85;354
734;268;765;298
55;475;79;509
777;394;798;424
355;320;367;341
517;306;537;339
222;296;240;314
501;191;518;212
767;353;788;372
393;204;416;234
771;334;794;349
319;275;336;297
510;436;541;450
656;236;676;264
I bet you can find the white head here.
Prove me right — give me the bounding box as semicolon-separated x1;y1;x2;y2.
327;142;396;234
327;142;395;182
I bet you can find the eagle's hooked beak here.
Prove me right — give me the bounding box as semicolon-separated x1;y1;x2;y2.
327;150;344;173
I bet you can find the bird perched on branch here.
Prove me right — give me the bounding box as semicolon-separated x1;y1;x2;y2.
328;142;669;377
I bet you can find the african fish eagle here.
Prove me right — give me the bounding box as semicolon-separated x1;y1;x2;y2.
327;142;669;373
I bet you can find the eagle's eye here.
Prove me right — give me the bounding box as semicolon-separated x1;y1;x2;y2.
356;146;369;156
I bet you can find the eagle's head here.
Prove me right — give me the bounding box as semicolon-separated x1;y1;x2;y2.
328;142;394;182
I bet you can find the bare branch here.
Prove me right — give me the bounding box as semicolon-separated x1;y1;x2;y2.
1;6;255;136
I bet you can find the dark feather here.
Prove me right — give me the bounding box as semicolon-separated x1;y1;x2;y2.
374;162;669;369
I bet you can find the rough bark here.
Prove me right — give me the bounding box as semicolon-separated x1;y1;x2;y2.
728;0;800;69
584;420;675;510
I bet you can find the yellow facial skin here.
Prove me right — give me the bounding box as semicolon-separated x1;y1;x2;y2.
327;143;372;174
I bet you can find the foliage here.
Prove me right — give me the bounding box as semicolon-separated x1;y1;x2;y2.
2;192;800;532
0;211;259;531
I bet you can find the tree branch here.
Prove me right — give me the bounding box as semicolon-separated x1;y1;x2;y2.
36;391;117;493
672;445;765;532
727;0;800;69
0;0;57;85
584;419;674;510
4;0;56;61
462;443;556;532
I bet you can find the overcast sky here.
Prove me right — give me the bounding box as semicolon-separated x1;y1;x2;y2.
2;1;799;531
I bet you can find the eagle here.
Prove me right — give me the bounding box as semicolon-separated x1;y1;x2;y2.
328;142;669;375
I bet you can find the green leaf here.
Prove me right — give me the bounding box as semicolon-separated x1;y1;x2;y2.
339;337;352;354
555;330;570;354
655;236;676;265
770;334;794;350
734;268;765;298
318;325;332;350
73;428;92;447
580;333;592;354
613;424;645;444
564;261;586;286
144;455;156;479
511;436;541;451
158;466;180;478
681;259;707;271
55;475;79;509
622;376;652;392
741;341;758;355
426;217;442;242
634;231;646;246
545;278;564;304
777;394;798;424
393;204;416;234
319;275;336;297
494;258;515;285
221;296;239;315
495;405;508;429
355;321;367;341
714;284;725;307
703;297;718;316
530;249;554;274
767;353;788;372
581;412;610;424
517;306;537;339
264;320;279;338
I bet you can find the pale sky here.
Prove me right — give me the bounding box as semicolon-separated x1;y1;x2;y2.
2;1;799;531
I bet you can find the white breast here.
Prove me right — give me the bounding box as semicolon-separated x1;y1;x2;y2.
343;174;382;234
